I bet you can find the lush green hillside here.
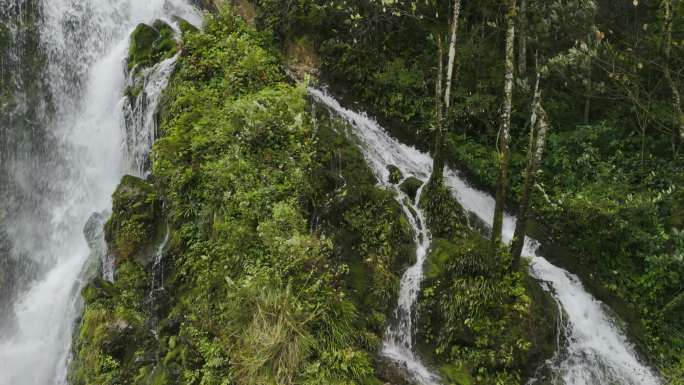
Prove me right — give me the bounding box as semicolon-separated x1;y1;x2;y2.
69;1;683;384
249;1;684;382
69;7;558;385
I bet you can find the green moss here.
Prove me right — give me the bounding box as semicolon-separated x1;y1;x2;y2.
417;180;557;385
419;179;468;240
440;363;473;385
124;84;144;105
128;20;178;73
104;175;160;265
69;260;152;385
74;8;410;385
172;16;199;36
399;176;422;201
308;111;416;339
386;164;403;185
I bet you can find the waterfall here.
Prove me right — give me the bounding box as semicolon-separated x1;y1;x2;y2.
123;55;178;176
0;1;199;384
309;88;662;385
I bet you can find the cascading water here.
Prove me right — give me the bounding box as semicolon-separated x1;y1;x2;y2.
123;55;178;176
308;89;441;384
0;1;199;384
309;88;662;385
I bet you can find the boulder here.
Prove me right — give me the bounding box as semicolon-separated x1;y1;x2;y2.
128;20;177;74
386;164;403;185
104;175;160;265
172;15;199;36
399;176;423;201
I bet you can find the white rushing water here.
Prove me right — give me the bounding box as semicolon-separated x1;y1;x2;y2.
123;55;179;176
0;1;199;384
309;88;662;385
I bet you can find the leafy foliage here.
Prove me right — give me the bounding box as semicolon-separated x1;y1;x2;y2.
252;0;684;380
72;7;414;385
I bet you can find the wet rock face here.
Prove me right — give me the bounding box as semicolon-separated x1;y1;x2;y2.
83;211;108;250
399;176;423;201
104;175;160;266
127;20;177;74
387;164;403;185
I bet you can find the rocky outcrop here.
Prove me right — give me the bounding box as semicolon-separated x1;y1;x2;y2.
399;176;423;202
127;20;177;74
104;175;161;266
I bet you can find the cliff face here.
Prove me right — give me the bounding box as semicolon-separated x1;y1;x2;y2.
69;10;417;385
69;5;561;385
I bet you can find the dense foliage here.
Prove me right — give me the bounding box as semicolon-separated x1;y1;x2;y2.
252;0;684;381
70;0;684;383
416;181;557;385
70;9;418;384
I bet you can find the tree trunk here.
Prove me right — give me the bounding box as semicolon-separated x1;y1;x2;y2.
492;0;517;245
444;0;462;109
663;0;683;154
517;0;527;76
511;77;548;269
431;35;445;184
431;0;462;184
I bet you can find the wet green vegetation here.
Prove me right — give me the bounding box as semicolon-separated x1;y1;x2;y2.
69;1;683;384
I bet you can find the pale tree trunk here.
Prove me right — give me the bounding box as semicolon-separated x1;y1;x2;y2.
431;35;446;183
444;0;462;109
431;0;462;184
492;0;517;245
517;0;527;76
511;76;549;269
664;0;683;155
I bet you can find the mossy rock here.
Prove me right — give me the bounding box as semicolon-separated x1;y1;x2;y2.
399;176;423;201
387;164;403;185
518;273;561;377
440;364;473;385
128;20;178;74
81;277;118;304
104;175;160;265
172;15;199;36
124;83;144;106
419;179;468;239
418;220;558;383
425;236;496;280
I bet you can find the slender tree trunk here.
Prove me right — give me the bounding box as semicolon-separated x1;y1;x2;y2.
431;0;462;184
444;0;462;109
511;76;548;268
663;0;683;154
492;0;517;245
431;35;446;184
517;0;527;76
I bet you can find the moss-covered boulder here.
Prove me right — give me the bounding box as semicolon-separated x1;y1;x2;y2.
399;176;423;201
387;164;403;185
419;179;468;239
172;15;199;36
416;179;558;384
69;262;152;385
104;175;160;265
127;20;177;73
418;233;558;384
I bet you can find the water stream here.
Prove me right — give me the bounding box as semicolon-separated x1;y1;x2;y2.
0;1;198;384
309;88;662;385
